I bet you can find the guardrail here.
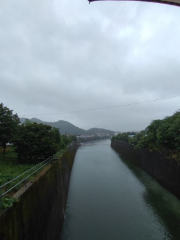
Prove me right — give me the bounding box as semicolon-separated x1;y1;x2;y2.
0;152;61;206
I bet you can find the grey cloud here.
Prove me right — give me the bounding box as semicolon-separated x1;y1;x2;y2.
0;0;180;131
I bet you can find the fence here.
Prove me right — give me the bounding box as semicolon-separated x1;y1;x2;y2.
0;152;61;207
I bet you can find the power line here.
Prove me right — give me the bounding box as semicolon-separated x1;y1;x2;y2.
19;95;180;117
68;95;180;113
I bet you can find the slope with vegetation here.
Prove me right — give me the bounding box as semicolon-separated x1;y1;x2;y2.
0;103;77;208
112;111;180;160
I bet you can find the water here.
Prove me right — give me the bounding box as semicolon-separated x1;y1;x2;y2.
62;140;180;240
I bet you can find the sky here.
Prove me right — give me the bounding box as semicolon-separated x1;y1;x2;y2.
0;0;180;132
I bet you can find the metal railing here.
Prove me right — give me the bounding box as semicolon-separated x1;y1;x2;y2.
0;152;60;204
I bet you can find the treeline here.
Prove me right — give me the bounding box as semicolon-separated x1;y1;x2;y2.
0;103;77;162
112;111;180;160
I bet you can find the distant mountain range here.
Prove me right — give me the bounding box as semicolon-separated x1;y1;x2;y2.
20;118;115;135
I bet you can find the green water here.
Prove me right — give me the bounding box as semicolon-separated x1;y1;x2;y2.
62;140;180;240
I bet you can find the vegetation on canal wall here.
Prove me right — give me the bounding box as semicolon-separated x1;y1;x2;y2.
111;140;180;199
112;111;180;162
0;142;79;240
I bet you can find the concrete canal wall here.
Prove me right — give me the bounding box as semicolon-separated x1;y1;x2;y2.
111;140;180;199
0;142;79;240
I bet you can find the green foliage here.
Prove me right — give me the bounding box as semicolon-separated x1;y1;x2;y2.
51;127;61;145
0;102;75;163
60;135;77;149
112;111;180;160
0;103;20;155
156;113;180;151
70;135;77;142
0;157;35;187
24;119;33;126
138;120;162;150
137;111;180;159
0;197;18;210
13;123;61;162
0;147;17;157
112;131;147;149
112;132;137;143
128;136;138;145
0;173;13;185
115;133;129;142
128;131;146;146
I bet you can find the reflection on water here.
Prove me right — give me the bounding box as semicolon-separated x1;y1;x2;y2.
62;140;180;240
120;154;180;240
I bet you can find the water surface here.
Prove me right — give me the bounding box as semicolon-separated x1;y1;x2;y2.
62;140;180;240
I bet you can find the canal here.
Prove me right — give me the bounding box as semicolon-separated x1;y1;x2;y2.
62;139;180;240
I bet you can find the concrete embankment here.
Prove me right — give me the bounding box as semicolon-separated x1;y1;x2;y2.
0;142;79;240
111;140;180;199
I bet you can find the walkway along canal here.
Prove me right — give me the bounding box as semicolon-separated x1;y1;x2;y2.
62;139;180;240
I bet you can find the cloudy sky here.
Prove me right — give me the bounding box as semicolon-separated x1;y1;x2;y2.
0;0;180;131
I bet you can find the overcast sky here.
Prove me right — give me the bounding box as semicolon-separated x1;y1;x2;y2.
0;0;180;131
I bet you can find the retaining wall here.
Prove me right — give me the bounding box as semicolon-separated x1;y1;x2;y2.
111;140;180;199
0;142;79;240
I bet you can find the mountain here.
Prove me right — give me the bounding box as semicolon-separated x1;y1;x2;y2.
86;128;115;135
20;118;114;135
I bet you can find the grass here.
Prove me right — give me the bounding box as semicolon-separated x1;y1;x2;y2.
0;156;46;209
0;148;36;210
0;147;36;197
0;146;67;210
0;157;35;186
0;146;66;202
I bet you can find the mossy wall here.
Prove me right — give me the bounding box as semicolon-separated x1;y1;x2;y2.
0;142;79;240
111;140;180;199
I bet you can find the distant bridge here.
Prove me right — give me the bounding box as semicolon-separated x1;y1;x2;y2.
88;0;180;7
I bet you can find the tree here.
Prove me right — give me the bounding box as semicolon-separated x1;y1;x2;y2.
156;111;180;151
137;111;180;158
128;130;146;146
116;132;129;142
13;123;60;162
0;103;20;154
51;127;61;146
137;119;162;150
60;135;76;149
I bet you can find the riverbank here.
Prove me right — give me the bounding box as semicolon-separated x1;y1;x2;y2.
111;140;180;199
0;142;80;240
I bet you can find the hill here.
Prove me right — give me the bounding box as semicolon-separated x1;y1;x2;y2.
20;118;114;135
86;128;115;135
